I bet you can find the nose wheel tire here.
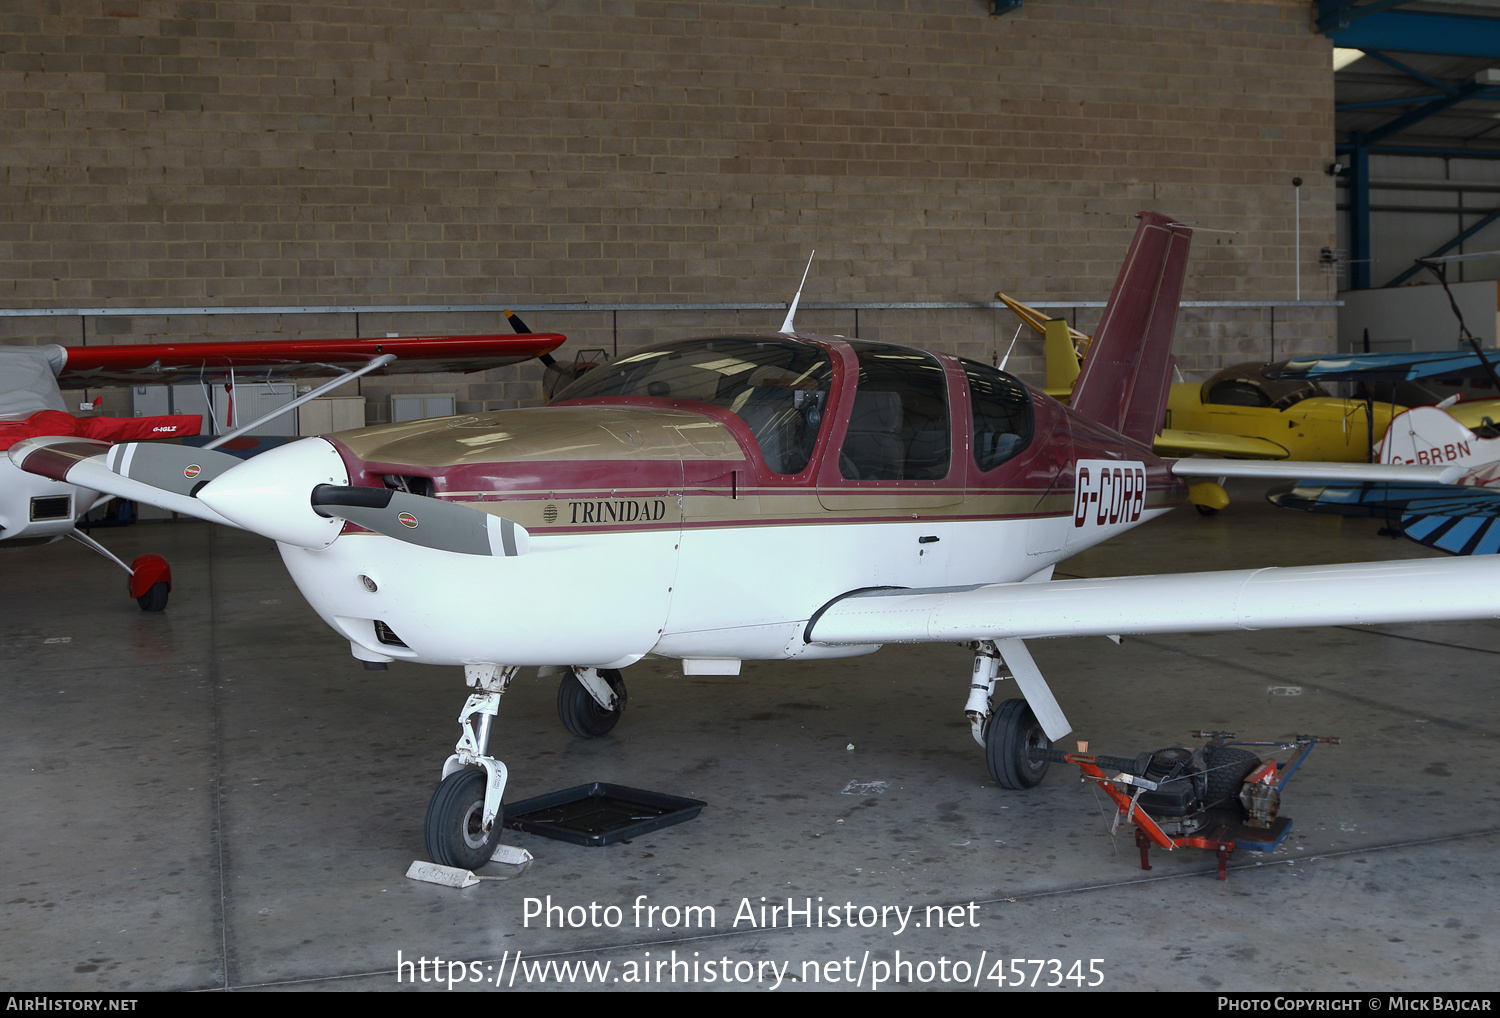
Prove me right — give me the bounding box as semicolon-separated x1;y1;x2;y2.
986;698;1051;789
557;668;628;738
424;769;504;870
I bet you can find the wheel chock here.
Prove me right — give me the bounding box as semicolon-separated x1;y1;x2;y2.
405;845;534;887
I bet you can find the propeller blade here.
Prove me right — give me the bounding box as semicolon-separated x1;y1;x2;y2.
504;309;533;335
507;309;560;370
103;442;244;496
310;485;530;557
8;436;242;527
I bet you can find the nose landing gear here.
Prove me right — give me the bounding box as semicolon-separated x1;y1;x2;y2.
424;664;517;870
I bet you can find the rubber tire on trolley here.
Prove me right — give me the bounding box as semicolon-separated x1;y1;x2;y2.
985;698;1051;789
136;581;169;612
1203;745;1262;809
424;768;504;871
557;667;628;738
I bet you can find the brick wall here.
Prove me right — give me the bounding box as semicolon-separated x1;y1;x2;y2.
0;0;1336;410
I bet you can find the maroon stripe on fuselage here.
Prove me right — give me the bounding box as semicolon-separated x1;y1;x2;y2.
347;458;704;497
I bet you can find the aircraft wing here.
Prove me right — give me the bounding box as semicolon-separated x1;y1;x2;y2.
1153;428;1289;459
54;333;566;387
1268;351;1498;383
804;555;1500;646
1269;479;1500;556
1170;458;1463;484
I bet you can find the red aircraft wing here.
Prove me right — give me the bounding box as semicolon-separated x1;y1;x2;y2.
56;333;567;387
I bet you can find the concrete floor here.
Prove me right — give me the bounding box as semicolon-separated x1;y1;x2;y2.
2;490;1498;992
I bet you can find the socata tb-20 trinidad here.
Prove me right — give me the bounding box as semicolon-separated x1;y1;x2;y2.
10;212;1487;869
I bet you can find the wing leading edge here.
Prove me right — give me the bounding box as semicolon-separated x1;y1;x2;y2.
56;333;567;386
804;556;1500;646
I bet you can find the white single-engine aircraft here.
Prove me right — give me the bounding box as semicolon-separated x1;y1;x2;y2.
0;331;564;611
11;212;1492;870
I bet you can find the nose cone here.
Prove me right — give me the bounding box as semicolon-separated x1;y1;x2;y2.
196;437;349;549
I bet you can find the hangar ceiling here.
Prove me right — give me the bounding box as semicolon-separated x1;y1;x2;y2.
1324;0;1500;288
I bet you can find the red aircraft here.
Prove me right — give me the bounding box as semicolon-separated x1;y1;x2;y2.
0;330;564;611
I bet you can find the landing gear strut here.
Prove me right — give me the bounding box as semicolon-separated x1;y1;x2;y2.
425;664;517;869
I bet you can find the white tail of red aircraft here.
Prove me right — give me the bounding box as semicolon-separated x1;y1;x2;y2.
1379;405;1500;485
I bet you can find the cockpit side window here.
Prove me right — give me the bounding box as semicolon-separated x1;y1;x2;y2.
551;337;832;475
961;358;1033;471
839;342;950;481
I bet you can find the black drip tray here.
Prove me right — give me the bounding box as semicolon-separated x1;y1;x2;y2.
504;783;706;847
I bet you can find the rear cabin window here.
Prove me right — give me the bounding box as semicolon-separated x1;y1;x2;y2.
839;342;950;481
551;337;833;475
961;359;1033;471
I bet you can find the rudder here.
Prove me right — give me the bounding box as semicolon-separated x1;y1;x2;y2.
1070;212;1193;445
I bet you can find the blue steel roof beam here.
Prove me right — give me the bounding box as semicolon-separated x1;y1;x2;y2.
1358;50;1459;94
1338;94;1452;112
1338;89;1500;112
1350;143;1373;290
1337;144;1500;159
1360;81;1490;146
1384;206;1500;287
1319;0;1422;34
1327;11;1500;60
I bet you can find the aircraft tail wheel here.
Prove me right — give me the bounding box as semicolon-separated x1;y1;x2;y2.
557;668;627;738
135;581;169;612
424;768;504;870
986;698;1051;789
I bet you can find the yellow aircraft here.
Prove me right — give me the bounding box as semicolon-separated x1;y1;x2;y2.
998;293;1403;513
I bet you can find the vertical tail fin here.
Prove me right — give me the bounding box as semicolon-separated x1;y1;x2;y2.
1379;406;1499;473
1070;212;1193;445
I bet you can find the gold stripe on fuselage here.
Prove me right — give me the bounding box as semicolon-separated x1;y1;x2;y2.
444;486;1182;533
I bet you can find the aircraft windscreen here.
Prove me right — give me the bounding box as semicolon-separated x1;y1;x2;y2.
1202;363;1330;409
552;337;833;475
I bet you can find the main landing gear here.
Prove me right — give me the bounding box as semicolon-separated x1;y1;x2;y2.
556;667;627;737
963;639;1068;790
68;530;172;612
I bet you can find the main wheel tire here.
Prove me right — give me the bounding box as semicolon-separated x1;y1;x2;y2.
1203;746;1262;809
985;698;1051;789
1195;504;1219;517
136;581;169;612
557;668;627;738
424;769;503;870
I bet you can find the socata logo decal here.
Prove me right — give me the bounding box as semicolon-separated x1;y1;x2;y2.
1073;459;1147;529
